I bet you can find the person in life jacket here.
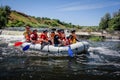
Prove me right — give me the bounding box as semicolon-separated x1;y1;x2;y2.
39;30;52;44
38;30;52;49
30;29;38;44
60;29;72;46
65;36;71;46
49;28;56;45
54;29;63;46
69;30;79;44
60;29;67;46
23;26;32;42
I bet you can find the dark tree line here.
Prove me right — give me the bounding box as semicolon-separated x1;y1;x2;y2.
0;5;11;29
1;5;119;31
99;9;120;31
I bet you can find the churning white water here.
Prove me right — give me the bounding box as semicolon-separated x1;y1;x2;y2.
0;35;120;80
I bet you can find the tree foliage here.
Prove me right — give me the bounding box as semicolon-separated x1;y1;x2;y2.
109;9;120;30
0;5;78;29
0;5;11;29
99;13;111;30
99;9;120;31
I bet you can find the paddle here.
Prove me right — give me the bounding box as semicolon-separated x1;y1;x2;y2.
22;44;30;51
14;41;23;47
68;46;73;57
14;41;30;51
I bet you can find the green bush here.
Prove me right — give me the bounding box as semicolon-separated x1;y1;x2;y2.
89;36;104;42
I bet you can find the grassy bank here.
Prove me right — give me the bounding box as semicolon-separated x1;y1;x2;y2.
89;36;104;42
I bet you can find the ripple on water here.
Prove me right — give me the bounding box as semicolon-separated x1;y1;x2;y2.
0;39;120;80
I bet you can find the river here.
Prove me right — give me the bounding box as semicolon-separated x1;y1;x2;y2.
0;37;120;80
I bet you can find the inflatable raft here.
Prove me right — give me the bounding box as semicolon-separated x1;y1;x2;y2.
22;41;89;54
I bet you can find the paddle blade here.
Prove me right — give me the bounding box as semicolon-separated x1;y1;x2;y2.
68;46;73;57
14;42;23;47
22;45;30;51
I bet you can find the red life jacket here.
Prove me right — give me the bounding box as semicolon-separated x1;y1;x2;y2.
30;32;38;40
66;38;71;45
40;33;48;41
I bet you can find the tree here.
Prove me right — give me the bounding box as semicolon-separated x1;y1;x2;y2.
108;9;120;31
109;15;120;30
0;5;11;28
99;13;111;30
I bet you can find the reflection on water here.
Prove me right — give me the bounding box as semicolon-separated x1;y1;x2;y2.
0;39;120;80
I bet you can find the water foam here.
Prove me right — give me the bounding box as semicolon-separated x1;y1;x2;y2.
88;47;120;57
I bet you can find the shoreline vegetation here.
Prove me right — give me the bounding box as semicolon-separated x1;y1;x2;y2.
0;6;120;31
0;5;120;42
89;36;104;42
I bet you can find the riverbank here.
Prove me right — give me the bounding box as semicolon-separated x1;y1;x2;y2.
76;31;120;40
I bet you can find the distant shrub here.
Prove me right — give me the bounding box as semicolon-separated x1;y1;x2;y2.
89;36;104;42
